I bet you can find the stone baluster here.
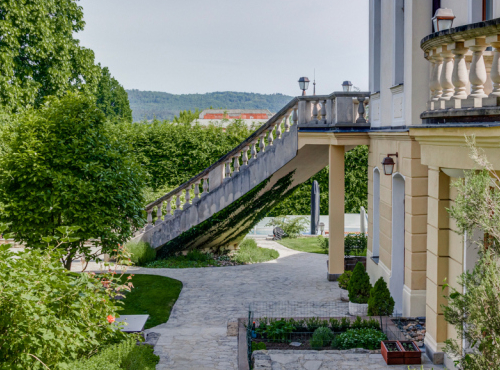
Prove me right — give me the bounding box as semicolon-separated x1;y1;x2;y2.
225;159;232;178
467;38;488;98
175;193;181;214
166;198;172;218
156;202;163;223
184;185;191;207
430;49;443;101
292;107;298;126
356;97;367;123
488;35;500;96
242;146;249;166
193;181;200;202
439;45;454;100
233;152;241;172
320;100;327;123
267;127;274;146
275;119;282;139
311;101;318;123
146;209;153;229
284;114;291;132
250;140;258;161
259;133;266;153
451;42;469;99
203;177;209;194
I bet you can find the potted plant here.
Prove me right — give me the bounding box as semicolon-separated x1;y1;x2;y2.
399;340;422;365
367;277;395;316
347;262;372;315
338;270;352;302
381;340;404;365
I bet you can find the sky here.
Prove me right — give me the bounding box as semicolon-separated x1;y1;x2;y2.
76;0;369;96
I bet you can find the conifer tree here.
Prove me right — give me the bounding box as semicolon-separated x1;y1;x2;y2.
367;277;395;316
347;262;372;304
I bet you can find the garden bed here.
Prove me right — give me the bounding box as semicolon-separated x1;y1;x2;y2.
392;317;426;347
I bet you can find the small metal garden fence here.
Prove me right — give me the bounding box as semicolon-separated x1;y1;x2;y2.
246;301;406;369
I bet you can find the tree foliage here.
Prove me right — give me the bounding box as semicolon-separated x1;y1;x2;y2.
444;137;500;369
0;0;100;110
348;262;372;304
367;277;395;316
0;93;145;269
95;65;133;123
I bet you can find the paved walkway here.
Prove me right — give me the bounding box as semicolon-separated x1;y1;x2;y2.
73;240;442;370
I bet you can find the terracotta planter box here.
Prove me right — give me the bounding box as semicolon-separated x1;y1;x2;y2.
381;341;404;365
399;340;422;365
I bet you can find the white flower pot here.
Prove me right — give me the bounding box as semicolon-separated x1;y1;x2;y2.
340;289;349;302
349;301;368;316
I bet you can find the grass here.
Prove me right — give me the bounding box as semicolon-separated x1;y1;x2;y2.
233;238;279;263
119;274;182;329
278;237;328;254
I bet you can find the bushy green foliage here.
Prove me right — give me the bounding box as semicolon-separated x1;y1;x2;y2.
0;228;134;369
255;318;296;343
310;327;335;349
266;216;308;238
329;317;351;332
344;233;368;256
332;328;387;350
347;262;372;304
126;90;293;121
317;236;329;252
0;93;145;269
350;316;381;330
337;270;353;290
251;342;267;352
65;338;159;370
367;278;395;316
233;238;279;264
124;242;156;266
95;65;133;123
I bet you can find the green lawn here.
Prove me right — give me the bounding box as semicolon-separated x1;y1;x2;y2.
119;274;182;329
278;237;327;254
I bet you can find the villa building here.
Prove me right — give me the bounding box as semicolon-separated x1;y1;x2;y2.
193;109;274;129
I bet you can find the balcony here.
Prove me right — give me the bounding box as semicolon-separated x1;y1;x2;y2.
420;18;500;124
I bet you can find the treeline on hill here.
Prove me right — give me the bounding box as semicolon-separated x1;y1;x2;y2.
126;90;294;121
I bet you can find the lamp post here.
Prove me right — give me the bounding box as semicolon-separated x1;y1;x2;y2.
298;77;310;96
382;153;398;175
319;222;325;236
432;8;455;32
342;80;353;92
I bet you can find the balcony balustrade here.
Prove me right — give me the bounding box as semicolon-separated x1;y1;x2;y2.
421;18;500;124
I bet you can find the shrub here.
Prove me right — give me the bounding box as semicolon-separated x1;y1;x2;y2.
347;262;372;304
344;233;367;256
317;236;329;252
266;216;308;238
125;241;156;266
332;328;387;350
251;342;267;352
329;317;351;331
351;316;381;330
305;317;329;332
367;277;395;316
310;327;334;349
0;227;133;369
257;318;295;343
233;238;279;264
337;270;353;290
65;337;159;370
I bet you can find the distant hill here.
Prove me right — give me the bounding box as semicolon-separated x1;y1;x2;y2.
126;90;294;122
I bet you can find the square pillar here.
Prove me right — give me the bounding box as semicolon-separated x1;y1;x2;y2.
327;145;345;281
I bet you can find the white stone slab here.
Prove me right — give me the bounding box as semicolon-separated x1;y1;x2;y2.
115;315;149;332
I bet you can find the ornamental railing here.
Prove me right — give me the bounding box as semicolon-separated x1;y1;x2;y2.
420;18;500;123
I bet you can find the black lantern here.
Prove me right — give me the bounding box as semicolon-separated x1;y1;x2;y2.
342;81;353;92
382;153;398;175
298;77;310;96
432;8;455;32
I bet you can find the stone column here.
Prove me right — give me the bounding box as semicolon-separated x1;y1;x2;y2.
327;145;345;281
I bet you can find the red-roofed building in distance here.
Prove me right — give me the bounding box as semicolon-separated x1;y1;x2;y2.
193;109;273;129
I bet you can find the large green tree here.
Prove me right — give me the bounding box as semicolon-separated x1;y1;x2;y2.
0;93;145;269
95;65;133;123
0;0;100;111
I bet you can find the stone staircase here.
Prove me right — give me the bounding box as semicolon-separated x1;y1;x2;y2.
133;91;370;257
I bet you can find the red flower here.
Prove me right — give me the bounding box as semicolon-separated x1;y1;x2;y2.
107;315;115;324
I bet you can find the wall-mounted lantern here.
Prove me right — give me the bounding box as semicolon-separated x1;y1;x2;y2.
432;8;455;32
298;77;310;96
342;80;353;92
382;153;398;175
319;222;325;236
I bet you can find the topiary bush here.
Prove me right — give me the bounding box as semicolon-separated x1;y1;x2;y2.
332;328;387;350
310;327;335;349
337;270;353;290
317;236;329;252
367;277;395;316
125;241;156;266
347;262;372;304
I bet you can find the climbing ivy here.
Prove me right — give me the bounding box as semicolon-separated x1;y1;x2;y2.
156;171;297;258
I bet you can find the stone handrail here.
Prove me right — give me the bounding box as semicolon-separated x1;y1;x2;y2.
420;18;500;120
143;91;371;229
